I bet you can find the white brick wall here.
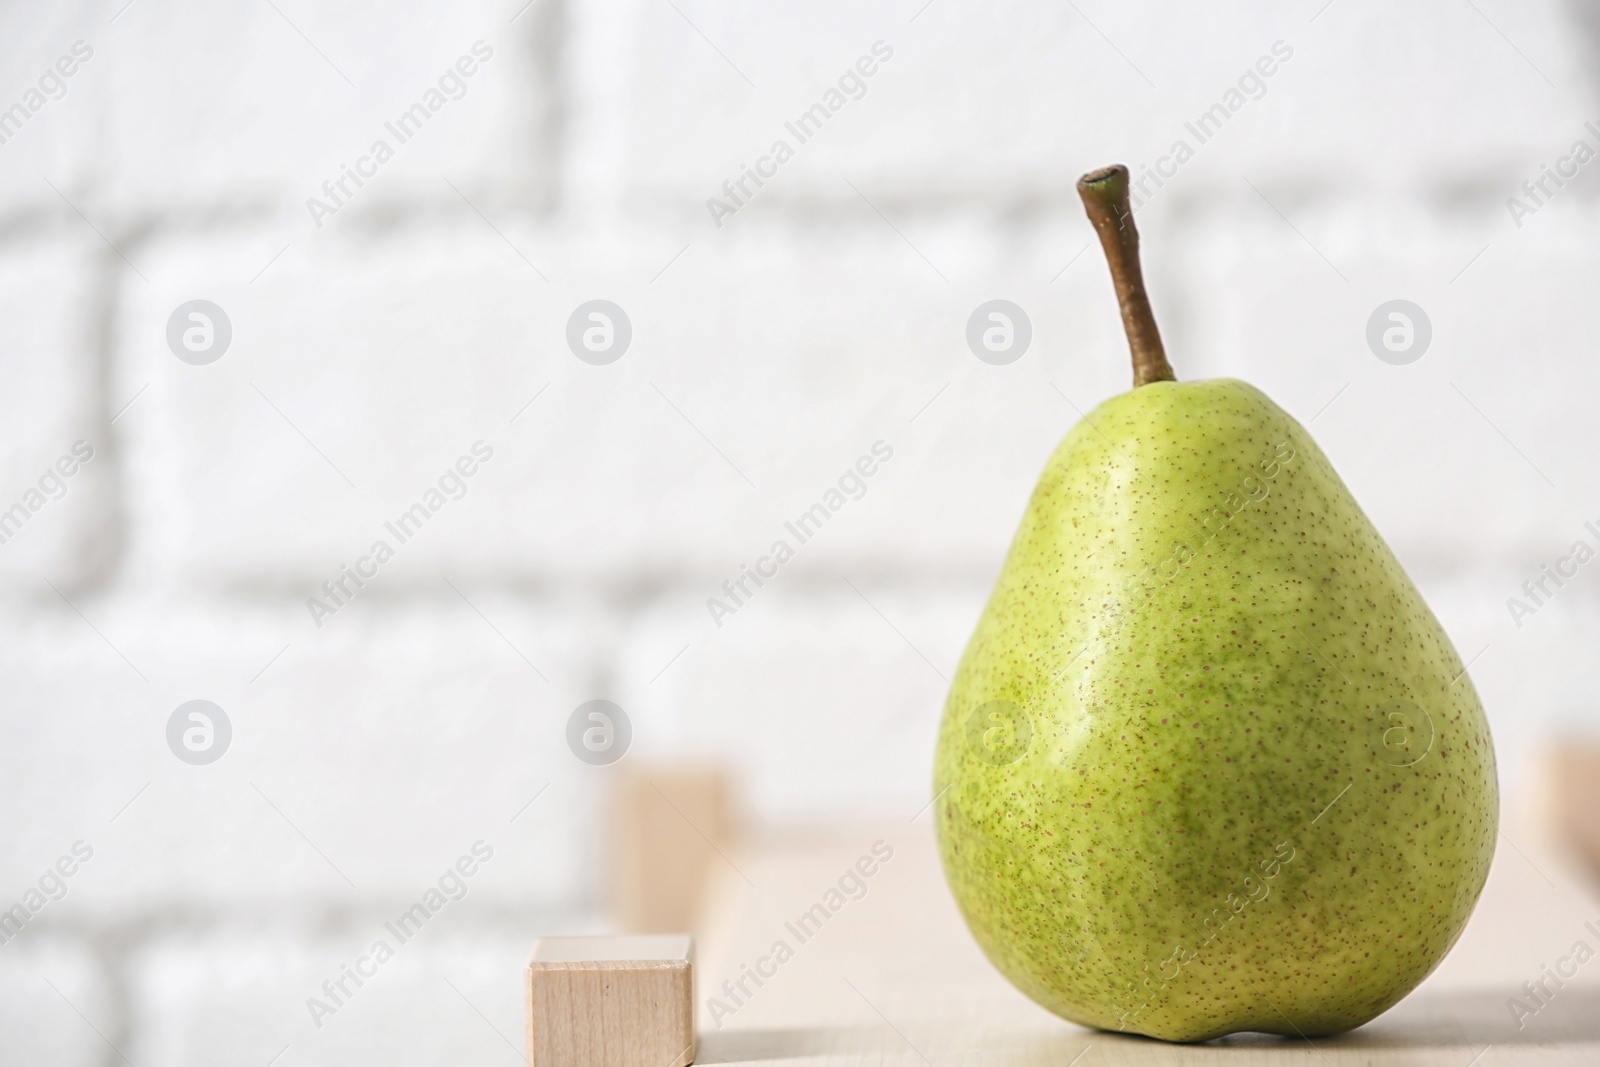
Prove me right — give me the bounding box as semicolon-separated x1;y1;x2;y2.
0;936;111;1067
99;0;555;217
0;3;104;216
616;585;984;823
130;925;550;1067
0;237;113;590
1165;197;1600;568
4;0;1600;1060
0;599;600;911
568;0;1586;218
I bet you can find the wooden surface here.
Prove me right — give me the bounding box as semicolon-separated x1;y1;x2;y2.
1551;744;1600;884
611;766;735;934
526;935;695;1067
691;810;1600;1065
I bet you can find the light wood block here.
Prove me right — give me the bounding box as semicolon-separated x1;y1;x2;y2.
1552;744;1600;884
526;934;695;1067
611;766;734;933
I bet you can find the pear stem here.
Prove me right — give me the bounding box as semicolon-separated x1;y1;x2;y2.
1076;165;1175;388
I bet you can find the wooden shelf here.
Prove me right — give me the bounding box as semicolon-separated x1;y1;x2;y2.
689;815;1600;1065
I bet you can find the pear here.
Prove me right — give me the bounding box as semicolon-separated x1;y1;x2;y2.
934;165;1497;1042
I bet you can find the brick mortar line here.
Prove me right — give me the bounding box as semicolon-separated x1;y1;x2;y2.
0;177;1576;254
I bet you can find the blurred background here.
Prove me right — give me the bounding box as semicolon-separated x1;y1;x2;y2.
4;0;1600;1062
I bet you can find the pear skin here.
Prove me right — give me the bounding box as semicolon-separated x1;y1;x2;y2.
933;168;1497;1042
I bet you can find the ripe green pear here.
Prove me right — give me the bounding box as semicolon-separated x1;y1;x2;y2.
933;167;1497;1042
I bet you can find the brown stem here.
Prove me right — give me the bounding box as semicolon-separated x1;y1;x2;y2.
1076;165;1175;387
